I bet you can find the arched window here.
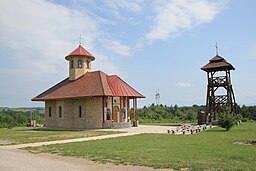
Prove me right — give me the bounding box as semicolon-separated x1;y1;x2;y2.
106;108;111;120
70;60;74;68
78;60;82;68
86;60;90;69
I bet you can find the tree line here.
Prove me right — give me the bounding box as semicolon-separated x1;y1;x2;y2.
0;108;44;128
136;104;256;123
0;104;255;128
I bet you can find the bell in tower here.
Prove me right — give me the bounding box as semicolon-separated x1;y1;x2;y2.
65;45;95;80
201;52;237;122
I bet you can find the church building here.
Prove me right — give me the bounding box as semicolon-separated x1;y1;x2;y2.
32;44;144;129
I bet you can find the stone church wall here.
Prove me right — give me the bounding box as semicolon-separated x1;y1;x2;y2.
45;101;56;129
85;97;103;129
45;97;103;129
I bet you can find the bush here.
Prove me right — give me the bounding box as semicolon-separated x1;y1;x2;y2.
218;107;237;131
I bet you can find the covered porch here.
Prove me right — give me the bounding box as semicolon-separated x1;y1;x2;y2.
102;96;139;129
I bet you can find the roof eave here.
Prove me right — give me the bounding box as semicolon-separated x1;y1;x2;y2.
65;55;95;61
201;66;235;72
31;94;113;101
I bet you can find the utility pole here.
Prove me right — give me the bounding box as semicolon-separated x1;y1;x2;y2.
155;89;160;106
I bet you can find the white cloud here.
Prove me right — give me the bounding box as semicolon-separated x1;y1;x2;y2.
135;40;145;51
145;0;228;41
0;0;123;78
104;0;143;12
92;51;123;76
99;0;144;20
103;40;132;56
174;83;194;88
0;0;97;78
0;0;123;106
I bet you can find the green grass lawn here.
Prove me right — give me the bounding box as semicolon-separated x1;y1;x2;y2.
25;122;256;170
0;127;121;145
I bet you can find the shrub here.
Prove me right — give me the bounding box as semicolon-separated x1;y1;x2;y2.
218;107;237;131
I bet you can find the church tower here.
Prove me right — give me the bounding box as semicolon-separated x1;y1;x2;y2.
65;45;95;80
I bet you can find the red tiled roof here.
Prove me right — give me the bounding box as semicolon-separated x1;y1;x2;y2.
201;55;235;72
32;71;144;101
107;75;145;97
65;45;95;61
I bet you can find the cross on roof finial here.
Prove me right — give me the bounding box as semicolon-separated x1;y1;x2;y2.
79;34;84;46
215;42;219;56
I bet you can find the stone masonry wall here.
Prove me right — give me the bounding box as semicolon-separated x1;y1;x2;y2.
73;99;86;129
69;57;91;80
45;101;56;129
45;97;103;129
85;97;103;129
56;100;74;129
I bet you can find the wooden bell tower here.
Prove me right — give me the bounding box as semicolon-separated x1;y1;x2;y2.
201;53;237;122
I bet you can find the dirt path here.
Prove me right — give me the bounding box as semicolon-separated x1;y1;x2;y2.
0;149;173;171
0;125;176;171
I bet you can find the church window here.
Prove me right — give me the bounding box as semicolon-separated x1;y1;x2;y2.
86;60;90;69
70;60;74;68
79;106;82;118
49;107;52;117
59;106;62;118
78;60;82;68
106;108;111;120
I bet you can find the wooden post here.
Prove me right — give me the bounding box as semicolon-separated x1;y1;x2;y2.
120;96;122;123
211;71;215;121
102;97;105;128
111;97;114;122
133;98;136;121
133;98;138;127
127;97;130;122
102;97;105;122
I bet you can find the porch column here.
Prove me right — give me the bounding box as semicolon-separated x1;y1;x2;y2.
127;97;130;122
133;98;138;127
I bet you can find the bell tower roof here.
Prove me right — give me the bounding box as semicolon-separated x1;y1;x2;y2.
201;55;235;72
65;45;95;61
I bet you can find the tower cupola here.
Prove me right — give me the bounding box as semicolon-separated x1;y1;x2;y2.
65;45;95;80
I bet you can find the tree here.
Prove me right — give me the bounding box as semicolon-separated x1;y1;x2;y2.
218;107;237;131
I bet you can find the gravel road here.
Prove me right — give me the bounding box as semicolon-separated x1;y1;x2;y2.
0;125;176;171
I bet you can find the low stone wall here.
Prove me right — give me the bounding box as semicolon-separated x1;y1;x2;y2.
111;122;131;129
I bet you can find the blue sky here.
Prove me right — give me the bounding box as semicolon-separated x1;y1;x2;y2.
0;0;256;107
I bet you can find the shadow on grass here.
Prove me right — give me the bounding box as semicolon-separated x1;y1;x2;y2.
29;128;100;132
206;129;226;132
14;127;99;132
